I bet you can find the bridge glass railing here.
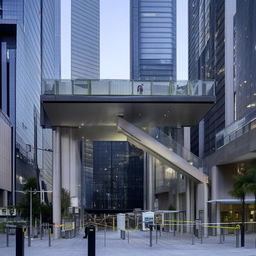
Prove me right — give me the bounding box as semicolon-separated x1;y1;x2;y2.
216;108;256;149
42;79;215;97
148;127;204;169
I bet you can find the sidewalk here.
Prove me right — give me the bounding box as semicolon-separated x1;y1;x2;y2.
0;230;256;256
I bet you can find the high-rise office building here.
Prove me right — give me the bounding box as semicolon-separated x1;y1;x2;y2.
130;0;176;81
62;0;100;79
0;0;60;205
234;0;256;120
189;0;235;157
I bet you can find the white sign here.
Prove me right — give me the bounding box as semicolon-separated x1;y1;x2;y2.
0;207;16;217
142;211;154;231
117;213;126;231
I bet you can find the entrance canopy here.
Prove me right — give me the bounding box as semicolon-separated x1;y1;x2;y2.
41;79;215;140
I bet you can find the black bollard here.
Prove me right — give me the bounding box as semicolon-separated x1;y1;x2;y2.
87;225;96;256
16;225;24;256
149;225;153;247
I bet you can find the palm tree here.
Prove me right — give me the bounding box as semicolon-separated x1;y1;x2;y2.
230;173;248;247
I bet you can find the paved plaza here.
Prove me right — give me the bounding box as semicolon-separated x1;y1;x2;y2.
0;230;256;256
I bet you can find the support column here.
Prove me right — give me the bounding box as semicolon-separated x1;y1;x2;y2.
186;178;191;232
53;128;61;239
190;180;195;221
3;191;8;207
147;154;154;211
176;180;180;232
203;183;208;237
216;203;221;235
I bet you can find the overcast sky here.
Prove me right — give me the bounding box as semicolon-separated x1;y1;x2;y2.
100;0;188;80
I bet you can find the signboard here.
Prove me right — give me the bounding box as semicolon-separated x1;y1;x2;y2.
117;213;126;231
142;211;154;231
0;207;16;217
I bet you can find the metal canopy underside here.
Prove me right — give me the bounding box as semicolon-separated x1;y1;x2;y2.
41;95;215;129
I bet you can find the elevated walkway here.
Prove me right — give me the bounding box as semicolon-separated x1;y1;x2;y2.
117;117;208;184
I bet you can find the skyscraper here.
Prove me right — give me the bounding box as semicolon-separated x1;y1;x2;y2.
234;0;256;120
0;0;60;205
130;0;176;81
189;0;235;157
62;0;100;79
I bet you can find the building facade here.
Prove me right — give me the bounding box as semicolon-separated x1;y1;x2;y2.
189;0;235;157
234;0;256;120
0;0;60;206
130;0;176;81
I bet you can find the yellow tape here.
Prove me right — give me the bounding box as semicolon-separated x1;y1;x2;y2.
164;220;195;223
202;225;240;230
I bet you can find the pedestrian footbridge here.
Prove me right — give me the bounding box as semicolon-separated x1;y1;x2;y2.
40;79;214;237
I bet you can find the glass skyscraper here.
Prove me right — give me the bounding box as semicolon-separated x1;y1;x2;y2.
234;0;256;120
130;0;176;81
189;0;226;157
0;0;60;204
71;0;100;79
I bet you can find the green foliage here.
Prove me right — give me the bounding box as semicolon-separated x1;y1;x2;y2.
61;188;71;217
18;177;41;221
168;204;176;211
41;203;53;223
229;174;248;200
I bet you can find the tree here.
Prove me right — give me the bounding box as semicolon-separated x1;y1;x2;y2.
243;168;256;215
61;188;71;217
230;172;250;247
18;177;41;221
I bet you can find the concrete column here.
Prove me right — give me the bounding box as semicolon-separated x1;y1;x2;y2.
3;191;8;207
186;178;191;232
53;128;61;239
190;180;195;230
61;128;71;191
176;179;180;231
143;152;147;210
203;183;208;237
216;203;221;235
147;154;154;211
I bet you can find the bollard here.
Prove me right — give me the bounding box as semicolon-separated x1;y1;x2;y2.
128;231;129;244
6;226;9;247
236;229;239;248
200;225;203;244
16;226;24;256
28;225;31;247
149;225;153;247
192;233;195;245
48;224;51;247
156;225;158;244
120;230;126;240
104;226;106;247
87;225;96;256
219;228;223;244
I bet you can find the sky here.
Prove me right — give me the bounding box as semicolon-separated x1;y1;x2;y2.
100;0;188;80
61;0;188;80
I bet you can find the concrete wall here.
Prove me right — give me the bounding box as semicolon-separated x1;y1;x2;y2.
0;115;12;193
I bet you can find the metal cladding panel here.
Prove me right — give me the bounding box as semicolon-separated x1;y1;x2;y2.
71;0;100;79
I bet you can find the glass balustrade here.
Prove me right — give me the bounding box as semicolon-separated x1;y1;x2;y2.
42;79;215;97
148;127;204;169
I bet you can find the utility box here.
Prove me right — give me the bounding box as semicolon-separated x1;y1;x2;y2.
142;211;154;231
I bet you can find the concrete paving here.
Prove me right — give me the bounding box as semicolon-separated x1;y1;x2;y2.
1;230;256;256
